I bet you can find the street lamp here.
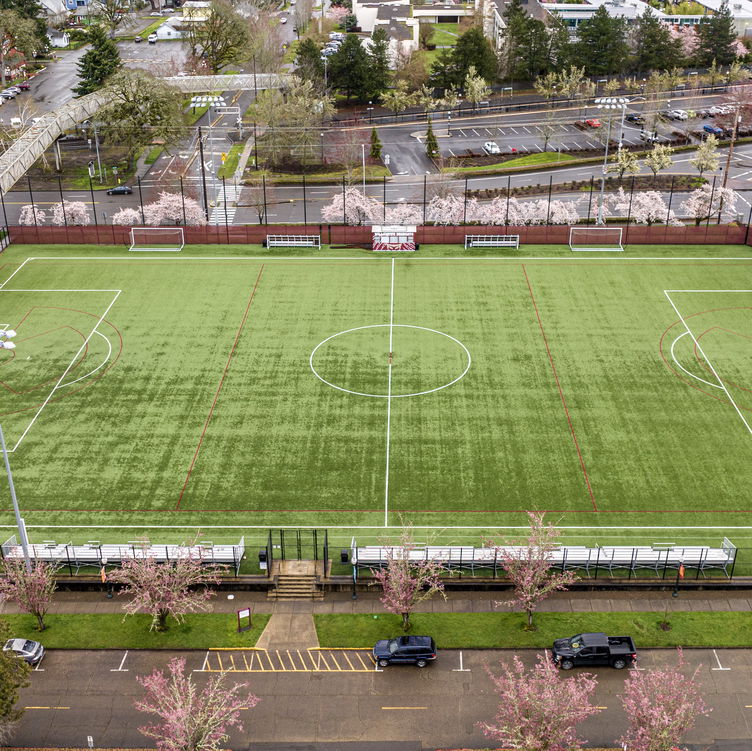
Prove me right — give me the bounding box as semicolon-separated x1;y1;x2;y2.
0;328;32;574
595;97;630;225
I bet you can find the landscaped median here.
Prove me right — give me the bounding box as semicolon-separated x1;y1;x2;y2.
3;613;270;649
314;611;752;649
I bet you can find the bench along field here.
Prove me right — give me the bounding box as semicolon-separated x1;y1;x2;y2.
1;243;751;557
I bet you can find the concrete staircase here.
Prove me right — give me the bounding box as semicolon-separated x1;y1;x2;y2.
268;560;324;600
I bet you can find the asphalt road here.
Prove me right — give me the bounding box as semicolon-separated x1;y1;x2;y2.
12;647;752;748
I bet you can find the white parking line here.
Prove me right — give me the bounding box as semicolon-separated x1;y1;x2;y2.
448;148;456;157
452;651;471;672
484;128;493;136
535;144;543;152
523;126;531;134
471;129;481;136
34;656;45;672
110;651;129;672
458;129;467;137
712;649;731;671
510;127;518;134
496;128;504;135
520;144;528;152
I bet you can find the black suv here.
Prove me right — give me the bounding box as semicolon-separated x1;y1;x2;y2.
373;636;437;668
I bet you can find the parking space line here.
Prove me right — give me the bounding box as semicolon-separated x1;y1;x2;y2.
510;127;518;134
110;651;129;672
458;129;467;137
535;144;543;152
448;149;456;156
452;650;471;672
485;128;493;136
520;145;528;152
712;649;731;671
201;651;209;671
523;126;531;134
382;706;428;710
343;652;355;670
471;129;480;136
496;128;504;135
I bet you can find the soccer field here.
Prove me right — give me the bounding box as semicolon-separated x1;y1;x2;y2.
1;243;752;551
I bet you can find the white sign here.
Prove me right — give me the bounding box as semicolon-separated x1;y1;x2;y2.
238;608;251;619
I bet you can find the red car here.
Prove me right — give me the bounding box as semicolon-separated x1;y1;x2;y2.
584;118;601;128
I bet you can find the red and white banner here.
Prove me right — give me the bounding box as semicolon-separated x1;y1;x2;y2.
373;241;416;251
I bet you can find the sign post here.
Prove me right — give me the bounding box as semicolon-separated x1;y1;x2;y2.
237;608;252;632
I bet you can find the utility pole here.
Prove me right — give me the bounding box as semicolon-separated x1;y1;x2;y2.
723;104;741;188
0;424;32;573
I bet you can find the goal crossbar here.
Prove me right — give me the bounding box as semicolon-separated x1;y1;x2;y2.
569;227;623;252
129;227;185;252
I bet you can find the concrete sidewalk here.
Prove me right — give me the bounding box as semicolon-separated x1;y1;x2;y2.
2;587;748;616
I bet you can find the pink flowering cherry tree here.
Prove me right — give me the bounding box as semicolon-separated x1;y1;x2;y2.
479;653;601;751
18;204;46;225
50;200;91;226
144;191;206;226
619;648;710;751
609;188;682;226
681;185;737;225
490;512;577;629
0;559;58;631
108;543;224;631
136;656;258;751
426;194;465;225
321;187;381;225
371;525;446;631
111;207;143;226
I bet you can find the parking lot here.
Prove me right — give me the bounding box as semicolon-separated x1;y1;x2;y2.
13;646;752;748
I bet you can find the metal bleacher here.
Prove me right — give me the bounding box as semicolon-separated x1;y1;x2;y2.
0;537;246;576
350;538;737;581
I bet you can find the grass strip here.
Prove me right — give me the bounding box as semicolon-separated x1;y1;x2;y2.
218;142;244;179
4;613;270;649
121;17;165;40
256;165;391;184
314;612;752;649
144;144;163;165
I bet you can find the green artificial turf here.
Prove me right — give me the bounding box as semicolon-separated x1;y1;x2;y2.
1;243;752;551
3;613;270;649
314;612;752;648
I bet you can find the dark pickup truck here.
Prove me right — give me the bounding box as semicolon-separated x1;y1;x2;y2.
551;632;637;670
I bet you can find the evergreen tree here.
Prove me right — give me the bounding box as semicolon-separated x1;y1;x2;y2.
74;24;121;97
546;15;572;71
572;5;629;75
632;8;683;74
329;33;372;101
370;127;382;159
295;37;324;87
451;26;497;84
425;118;439;159
499;0;528;79
517;18;551;80
697;0;737;66
429;47;461;89
367;28;391;100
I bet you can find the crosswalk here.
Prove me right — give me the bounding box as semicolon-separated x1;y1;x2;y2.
197;648;376;673
209;183;241;225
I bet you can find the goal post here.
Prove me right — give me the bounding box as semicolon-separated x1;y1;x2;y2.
129;227;185;252
569;227;623;252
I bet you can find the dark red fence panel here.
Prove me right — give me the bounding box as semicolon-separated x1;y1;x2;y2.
4;223;751;248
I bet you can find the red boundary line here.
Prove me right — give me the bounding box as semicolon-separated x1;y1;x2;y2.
176;264;265;509
522;264;598;512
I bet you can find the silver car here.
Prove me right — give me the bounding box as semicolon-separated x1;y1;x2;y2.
483;141;501;155
3;638;44;665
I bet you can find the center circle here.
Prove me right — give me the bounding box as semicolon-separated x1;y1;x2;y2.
309;324;471;398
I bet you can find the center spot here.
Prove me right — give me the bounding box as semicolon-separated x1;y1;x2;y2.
310;324;471;398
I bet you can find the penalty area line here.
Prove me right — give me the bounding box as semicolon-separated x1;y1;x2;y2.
384;257;394;528
664;290;752;436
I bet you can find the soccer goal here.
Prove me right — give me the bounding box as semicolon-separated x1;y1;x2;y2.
568;227;623;252
129;227;185;252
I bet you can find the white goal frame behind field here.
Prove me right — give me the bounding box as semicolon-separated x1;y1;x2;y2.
129;227;185;252
569;227;623;252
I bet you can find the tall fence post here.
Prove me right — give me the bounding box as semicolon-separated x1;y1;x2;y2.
382;176;386;222
180;176;187;226
262;175;268;225
546;175;552;225
88;176;97;228
137;176;146;225
505;175;511;230
463;177;468;224
222;175;229;243
58;175;68;229
198;126;210;221
706;175;717;233
302;173;307;225
422;174;427;225
586;176;594;225
342;176;346;225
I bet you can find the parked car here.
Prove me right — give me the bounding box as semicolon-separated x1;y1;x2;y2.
6;87;22;95
148;33;158;43
639;131;659;143
584;118;601;128
106;185;133;195
134;35;142;42
625;113;644;124
321;47;336;57
703;124;724;136
329;31;345;40
12;82;29;91
280;16;287;22
373;636;437;667
3;638;44;665
483;141;501;155
668;109;689;120
551;633;636;670
0;90;17;100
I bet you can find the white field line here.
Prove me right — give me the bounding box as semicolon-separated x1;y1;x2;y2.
670;331;722;390
384;257;395;528
10;524;752;530
664;290;752;436
9;289;122;452
23;256;752;263
0;258;31;289
59;329;112;389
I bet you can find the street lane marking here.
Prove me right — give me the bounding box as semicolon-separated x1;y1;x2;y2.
382;707;428;710
110;651;129;672
712;649;731;671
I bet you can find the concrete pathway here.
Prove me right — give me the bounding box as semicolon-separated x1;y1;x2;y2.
256;612;319;650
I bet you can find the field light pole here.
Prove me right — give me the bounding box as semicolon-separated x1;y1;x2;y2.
0;330;32;574
595;97;629;225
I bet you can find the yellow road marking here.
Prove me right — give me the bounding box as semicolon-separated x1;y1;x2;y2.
382;706;427;710
25;706;69;710
595;706;608;709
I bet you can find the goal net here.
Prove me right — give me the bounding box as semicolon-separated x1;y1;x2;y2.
569;227;623;252
129;227;185;252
